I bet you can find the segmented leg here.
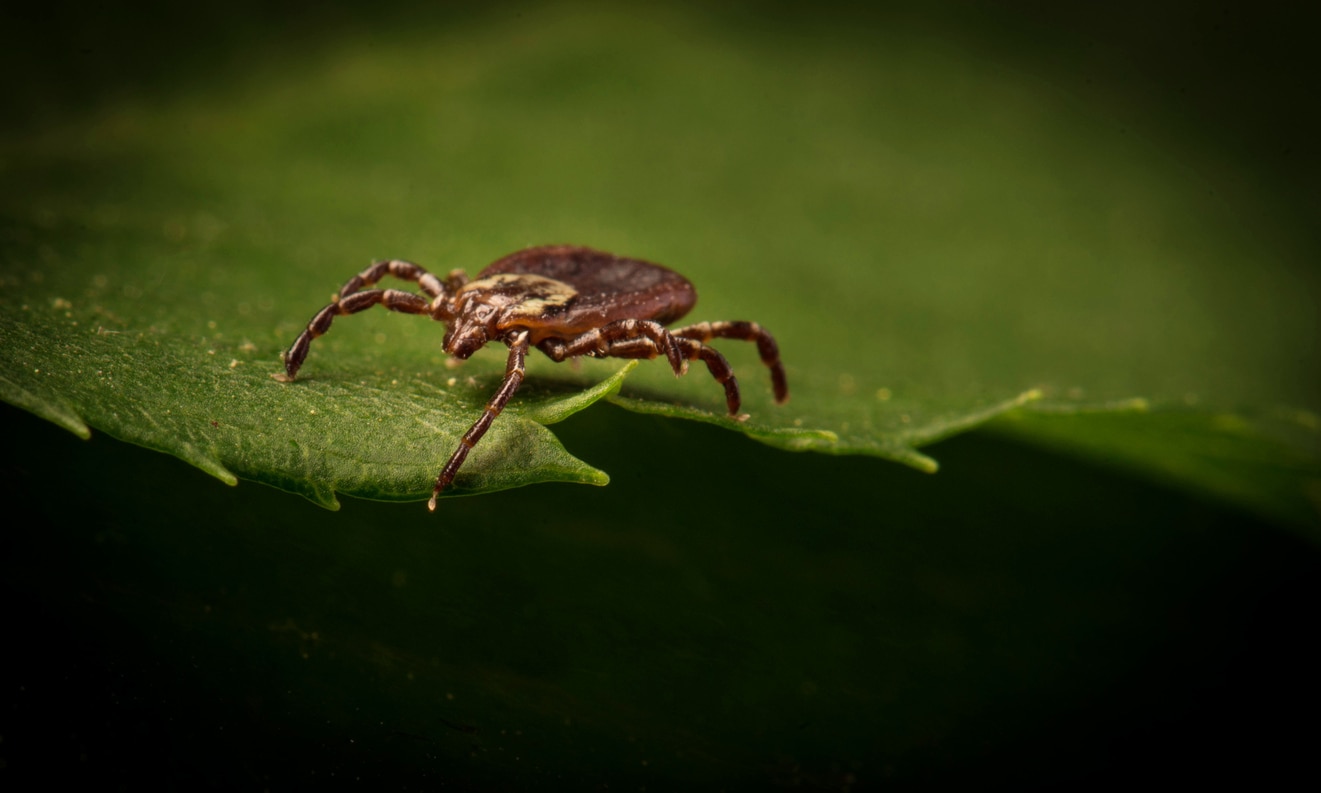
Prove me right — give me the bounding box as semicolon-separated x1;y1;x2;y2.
337;259;458;301
428;330;531;510
280;288;430;380
677;338;741;415
669;321;788;404
546;335;743;415
280;259;463;381
536;319;686;375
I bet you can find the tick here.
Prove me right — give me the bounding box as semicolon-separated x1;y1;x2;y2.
277;244;789;509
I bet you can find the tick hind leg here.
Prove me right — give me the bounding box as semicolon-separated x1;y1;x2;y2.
536;319;686;375
429;331;531;510
542;335;743;416
279;259;459;381
669;321;788;404
675;338;741;415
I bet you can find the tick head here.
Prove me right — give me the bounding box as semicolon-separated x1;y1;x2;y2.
444;321;489;360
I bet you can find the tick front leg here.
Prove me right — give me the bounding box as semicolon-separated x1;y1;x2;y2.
428;330;531;510
537;319;685;375
669;321;788;404
279;288;430;381
337;259;462;302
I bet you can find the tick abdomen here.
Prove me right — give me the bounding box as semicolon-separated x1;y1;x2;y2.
480;245;697;329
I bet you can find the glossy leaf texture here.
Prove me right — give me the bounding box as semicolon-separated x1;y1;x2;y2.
1;2;1316;529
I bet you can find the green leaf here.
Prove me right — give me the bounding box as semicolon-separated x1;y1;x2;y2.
0;298;621;508
1;2;1316;528
992;403;1321;531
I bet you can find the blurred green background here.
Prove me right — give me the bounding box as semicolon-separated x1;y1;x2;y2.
3;0;1318;788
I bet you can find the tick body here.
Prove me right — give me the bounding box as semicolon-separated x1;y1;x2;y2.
278;245;788;510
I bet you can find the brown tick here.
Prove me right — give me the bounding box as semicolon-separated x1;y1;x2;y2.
278;245;789;509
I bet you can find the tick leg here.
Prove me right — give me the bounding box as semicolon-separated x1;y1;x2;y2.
280;288;429;381
428;330;531;510
676;338;741;415
338;259;458;301
669;321;788;404
578;336;742;415
280;258;465;381
537;319;685;375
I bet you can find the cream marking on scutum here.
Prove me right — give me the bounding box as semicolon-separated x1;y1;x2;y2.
459;273;577;306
